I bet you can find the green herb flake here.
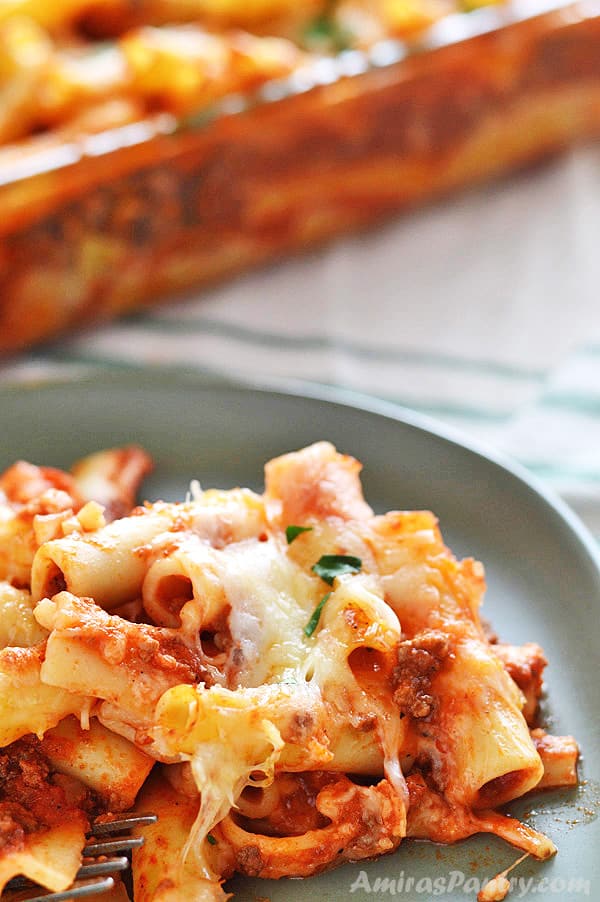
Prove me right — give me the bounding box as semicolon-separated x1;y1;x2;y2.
302;14;352;52
304;15;334;41
304;592;332;638
206;833;217;845
311;554;362;586
286;524;313;544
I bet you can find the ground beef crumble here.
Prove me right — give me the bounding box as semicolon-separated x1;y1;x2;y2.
392;630;449;718
0;736;95;854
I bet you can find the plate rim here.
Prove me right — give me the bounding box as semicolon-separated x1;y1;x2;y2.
2;365;599;584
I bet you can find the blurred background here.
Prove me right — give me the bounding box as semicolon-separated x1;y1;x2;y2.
1;0;599;533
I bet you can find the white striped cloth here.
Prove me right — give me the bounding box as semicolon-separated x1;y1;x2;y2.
3;143;600;534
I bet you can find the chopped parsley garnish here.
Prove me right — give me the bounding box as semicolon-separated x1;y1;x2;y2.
303;14;352;52
286;524;313;544
311;554;362;585
304;592;332;637
206;833;217;845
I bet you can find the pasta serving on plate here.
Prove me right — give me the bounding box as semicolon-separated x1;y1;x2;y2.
0;442;578;901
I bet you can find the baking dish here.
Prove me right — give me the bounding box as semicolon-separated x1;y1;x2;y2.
1;0;599;352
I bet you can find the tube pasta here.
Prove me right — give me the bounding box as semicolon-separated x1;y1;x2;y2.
70;445;153;522
405;772;556;859
531;729;579;789
0;820;88;895
0;448;151;591
41;716;155;809
132;770;228;902
0;644;86;746
432;636;544;807
32;488;267;611
492;642;547;725
369;513;545;808
0;581;47;648
0;442;579;902
0;486;75;587
142;534;230;629
35;591;207;746
217;775;405;878
31;508;176;609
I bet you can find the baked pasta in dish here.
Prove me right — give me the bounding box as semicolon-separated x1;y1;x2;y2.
0;0;552;147
0;442;579;901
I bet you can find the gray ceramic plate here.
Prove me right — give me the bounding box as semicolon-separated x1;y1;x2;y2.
1;371;598;902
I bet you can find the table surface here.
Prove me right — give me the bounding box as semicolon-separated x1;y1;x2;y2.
2;142;600;535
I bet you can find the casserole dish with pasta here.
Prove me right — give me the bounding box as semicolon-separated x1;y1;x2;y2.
0;0;600;351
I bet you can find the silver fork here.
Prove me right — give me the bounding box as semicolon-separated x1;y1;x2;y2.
4;813;157;902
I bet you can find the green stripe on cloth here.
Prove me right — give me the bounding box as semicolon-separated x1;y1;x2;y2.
540;393;600;415
125;314;546;383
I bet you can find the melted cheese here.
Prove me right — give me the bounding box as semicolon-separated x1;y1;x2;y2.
154;534;408;865
217;538;318;687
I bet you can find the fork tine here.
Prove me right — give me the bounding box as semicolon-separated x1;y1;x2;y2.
15;877;115;902
75;856;129;880
4;812;157;901
5;859;127;894
88;814;157;836
82;837;144;856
